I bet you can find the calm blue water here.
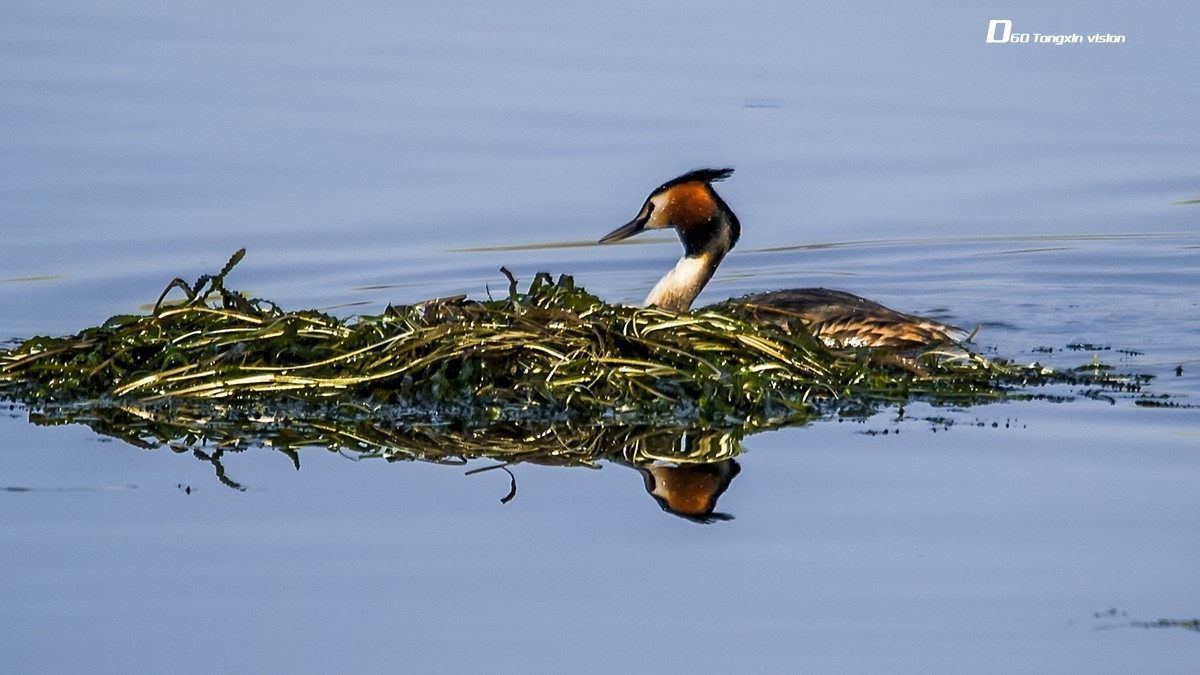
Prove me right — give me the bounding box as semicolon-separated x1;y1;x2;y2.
2;1;1199;672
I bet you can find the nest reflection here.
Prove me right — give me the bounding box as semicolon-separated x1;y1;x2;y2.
21;399;762;522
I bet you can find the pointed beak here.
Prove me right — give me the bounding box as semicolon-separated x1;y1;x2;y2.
599;214;648;244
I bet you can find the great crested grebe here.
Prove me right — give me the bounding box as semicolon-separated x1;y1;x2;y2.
599;167;965;349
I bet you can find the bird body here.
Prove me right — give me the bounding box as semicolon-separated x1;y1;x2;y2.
599;168;964;349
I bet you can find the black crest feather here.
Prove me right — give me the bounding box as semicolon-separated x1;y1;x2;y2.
656;167;734;192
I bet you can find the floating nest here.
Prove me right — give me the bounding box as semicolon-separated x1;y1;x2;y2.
0;250;1146;478
1;250;1033;416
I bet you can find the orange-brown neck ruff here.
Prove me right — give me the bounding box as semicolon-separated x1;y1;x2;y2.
663;182;717;225
661;182;741;257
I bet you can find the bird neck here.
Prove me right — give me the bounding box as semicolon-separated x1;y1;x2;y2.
644;252;723;312
643;213;737;312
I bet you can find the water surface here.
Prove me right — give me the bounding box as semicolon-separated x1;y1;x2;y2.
2;1;1199;672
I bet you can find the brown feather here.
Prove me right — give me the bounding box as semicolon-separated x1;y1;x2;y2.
739;288;964;349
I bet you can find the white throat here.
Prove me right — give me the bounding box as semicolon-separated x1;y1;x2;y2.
643;251;723;312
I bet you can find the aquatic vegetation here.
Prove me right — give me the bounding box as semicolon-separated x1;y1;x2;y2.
0;248;1154;488
0;250;1047;422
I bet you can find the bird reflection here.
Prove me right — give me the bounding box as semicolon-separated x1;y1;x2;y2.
613;425;745;523
635;459;741;524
